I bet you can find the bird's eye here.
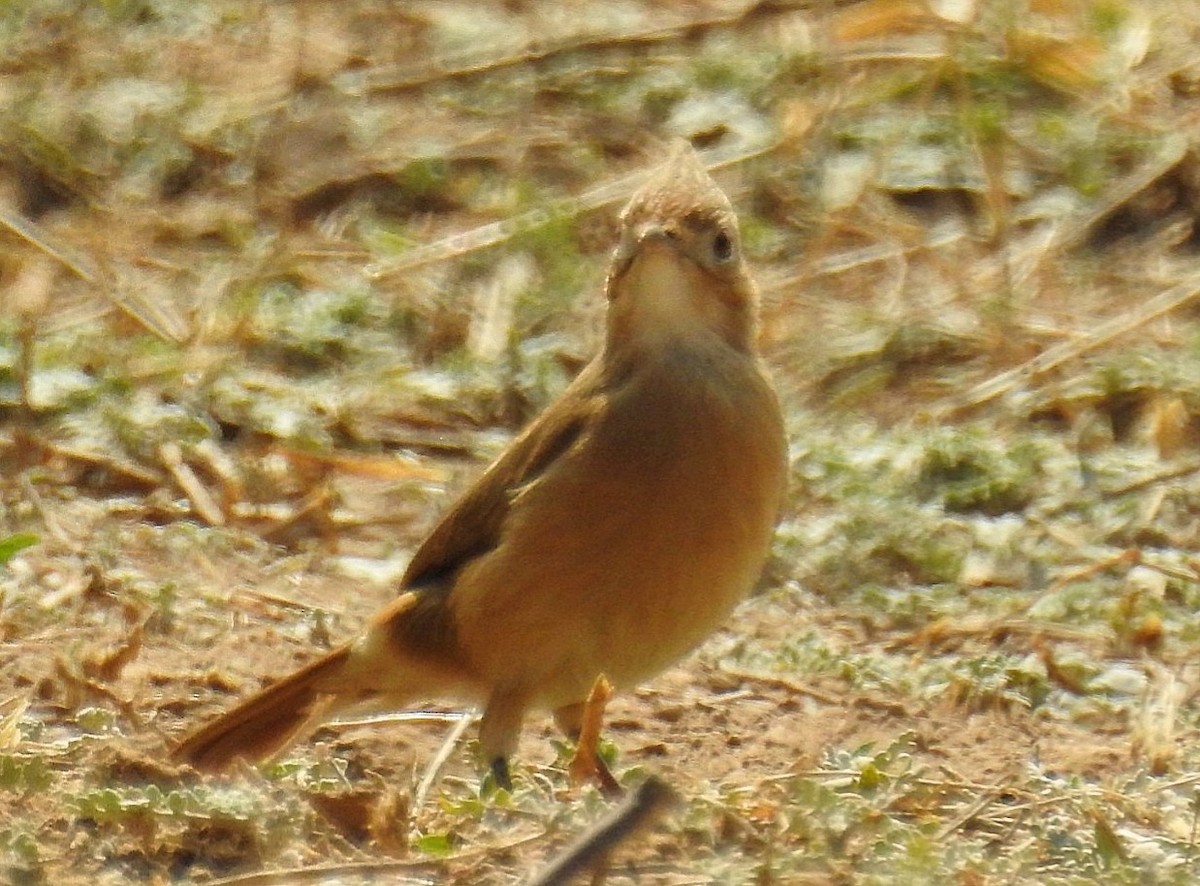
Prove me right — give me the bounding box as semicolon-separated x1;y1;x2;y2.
711;230;734;263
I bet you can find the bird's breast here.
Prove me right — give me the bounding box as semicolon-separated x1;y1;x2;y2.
452;344;787;707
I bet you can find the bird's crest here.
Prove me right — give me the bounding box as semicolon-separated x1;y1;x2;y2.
620;141;734;231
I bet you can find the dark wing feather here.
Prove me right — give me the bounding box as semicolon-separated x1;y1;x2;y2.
400;361;604;591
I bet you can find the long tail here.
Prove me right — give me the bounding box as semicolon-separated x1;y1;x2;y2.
172;645;352;772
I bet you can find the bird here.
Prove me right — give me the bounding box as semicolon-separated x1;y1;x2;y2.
171;142;788;790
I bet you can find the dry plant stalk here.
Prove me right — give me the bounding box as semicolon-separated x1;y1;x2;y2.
413;711;476;812
525;775;680;886
368;140;781;279
159;441;226;527
1132;663;1187;776
0;204;190;342
942;272;1200;416
363;1;807;95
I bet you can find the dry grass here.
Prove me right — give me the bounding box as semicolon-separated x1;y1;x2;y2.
4;0;1200;883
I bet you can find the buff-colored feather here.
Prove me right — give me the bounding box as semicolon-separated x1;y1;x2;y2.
173;144;787;786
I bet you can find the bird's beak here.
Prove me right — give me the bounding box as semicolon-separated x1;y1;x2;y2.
613;222;676;275
634;222;675;249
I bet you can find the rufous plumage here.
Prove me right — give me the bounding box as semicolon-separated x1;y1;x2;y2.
172;142;788;788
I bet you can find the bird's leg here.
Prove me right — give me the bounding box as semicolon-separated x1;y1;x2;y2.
490;756;513;792
479;688;529;792
558;674;622;798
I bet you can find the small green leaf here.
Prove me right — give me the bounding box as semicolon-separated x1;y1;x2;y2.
0;756;53;793
0;534;37;567
414;832;455;857
856;761;884;791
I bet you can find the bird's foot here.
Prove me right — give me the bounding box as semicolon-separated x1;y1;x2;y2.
567;674;624;798
490;756;513;792
575;751;623;799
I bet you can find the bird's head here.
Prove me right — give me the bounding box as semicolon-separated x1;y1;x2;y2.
604;143;759;358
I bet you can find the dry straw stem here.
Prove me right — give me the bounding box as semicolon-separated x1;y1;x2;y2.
933;786;1007;842
0;205;191;342
204;859;446;886
1041;137;1191;255
367;139;782;280
885;617;1107;654
1027;516;1200;585
159;441;226;527
719;665;845;706
1132;661;1187;775
0;694;30;751
8;433;165;490
1095;456;1200;501
924;136;1200;416
771;139;1192;338
203;831;550;886
938;271;1200;417
0;206;100;284
362;0;844;94
762;222;968;294
413;710;476;812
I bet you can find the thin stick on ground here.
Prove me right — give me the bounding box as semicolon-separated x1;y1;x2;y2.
367;140;781;279
159;441;226;526
414;710;476;811
524;775;680;886
206;859;445;886
362;1;837;96
938;271;1200;416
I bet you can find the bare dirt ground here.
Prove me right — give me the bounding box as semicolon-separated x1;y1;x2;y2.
1;515;1143;884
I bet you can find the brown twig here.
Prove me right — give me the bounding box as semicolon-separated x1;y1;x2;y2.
20;434;165;489
939;271;1200;415
0;206;190;342
719;666;844;706
258;484;338;545
54;656;144;729
159;441;226;526
524;775;680;886
363;1;842;95
0;206;101;283
367;140;782;280
205;859;446;886
203;833;548;886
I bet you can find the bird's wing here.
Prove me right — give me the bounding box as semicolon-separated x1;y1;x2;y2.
400;360;605;591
